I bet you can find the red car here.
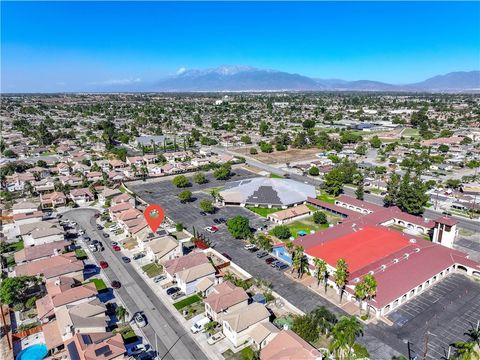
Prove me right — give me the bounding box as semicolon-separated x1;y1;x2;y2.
100;261;109;269
112;245;121;251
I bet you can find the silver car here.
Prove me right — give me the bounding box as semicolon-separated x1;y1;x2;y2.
134;313;147;328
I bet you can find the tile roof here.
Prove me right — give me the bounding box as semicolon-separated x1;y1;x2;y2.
14;240;69;263
65;332;125;360
222;303;270;333
204;281;248;312
165;252;210;275
15;253;83;279
269;204;311;221
44;320;64;350
260;330;321;360
176;262;216;283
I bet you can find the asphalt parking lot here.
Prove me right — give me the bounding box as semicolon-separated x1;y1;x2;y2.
382;273;480;360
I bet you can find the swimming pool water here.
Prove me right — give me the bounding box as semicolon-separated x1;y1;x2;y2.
16;343;47;360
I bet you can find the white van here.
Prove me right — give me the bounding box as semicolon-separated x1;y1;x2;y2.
190;316;210;334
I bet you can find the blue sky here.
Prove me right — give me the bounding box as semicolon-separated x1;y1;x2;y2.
2;1;479;92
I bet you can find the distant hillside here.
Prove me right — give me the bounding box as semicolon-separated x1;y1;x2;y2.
102;66;480;92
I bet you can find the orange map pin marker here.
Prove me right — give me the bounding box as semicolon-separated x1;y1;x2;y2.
144;204;165;233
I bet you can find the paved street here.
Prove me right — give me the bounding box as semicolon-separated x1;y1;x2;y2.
63;209;208;360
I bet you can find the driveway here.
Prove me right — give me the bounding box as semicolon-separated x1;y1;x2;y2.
63;208;208;360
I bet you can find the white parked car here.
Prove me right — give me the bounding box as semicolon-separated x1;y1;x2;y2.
190;316;210;334
244;244;255;250
134;313;147;328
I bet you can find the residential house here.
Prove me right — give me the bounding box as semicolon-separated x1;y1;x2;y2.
164;252;216;295
222;302;271;347
69;188;94;205
260;329;322;360
204;281;249;322
64;332;126;360
98;188;122;205
12;200;40;215
40;191;67;208
60;175;83;187
15;240;70;264
145;235;180;263
34;178;56;193
21;220;65;247
15;252;84;281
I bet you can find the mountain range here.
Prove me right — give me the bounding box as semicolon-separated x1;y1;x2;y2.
104;66;480;92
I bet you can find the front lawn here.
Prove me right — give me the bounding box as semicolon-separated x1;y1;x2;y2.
269;173;283;179
85;278;107;292
0;240;24;254
114;325;137;344
246;206;279;217
173;294;202;310
75;249;88;260
222;346;256;360
141;262;163;278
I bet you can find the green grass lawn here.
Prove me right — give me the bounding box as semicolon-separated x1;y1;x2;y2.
402;128;420;137
141;262;163;278
114;325;137;344
246;206;279;217
222;346;256;360
286;217;329;236
316;192;336;204
1;240;24;254
85;278;107;292
269;173;283;179
75;249;88;260
173;294;202;310
104;221;114;228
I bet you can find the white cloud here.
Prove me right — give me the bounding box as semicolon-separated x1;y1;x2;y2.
176;67;187;75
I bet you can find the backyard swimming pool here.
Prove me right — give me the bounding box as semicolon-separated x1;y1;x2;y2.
16;344;47;360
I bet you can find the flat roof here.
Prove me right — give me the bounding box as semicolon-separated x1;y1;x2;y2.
306;226;411;273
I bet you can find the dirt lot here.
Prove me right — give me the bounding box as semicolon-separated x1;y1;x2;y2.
232;146;321;164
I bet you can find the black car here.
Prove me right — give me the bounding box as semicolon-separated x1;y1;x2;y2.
213;218;220;224
102;233;110;238
122;256;131;263
277;263;289;271
222;252;232;260
265;257;275;264
111;281;121;289
83;236;91;242
218;218;226;223
166;287;180;295
96;224;103;230
92;239;99;245
199;211;207;216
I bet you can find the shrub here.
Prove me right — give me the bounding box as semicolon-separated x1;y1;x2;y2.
193;172;207;184
178;190;192;203
309;166;320;176
172;175;190;188
313;211;328;224
249;148;258;155
271;225;291;239
199;199;214;214
175;223;184;232
24;296;36;310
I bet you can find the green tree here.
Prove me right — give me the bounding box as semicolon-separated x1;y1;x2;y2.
363;274;377;317
438;144;450;153
302;119;316;129
0;276;40;305
292;246;307;278
175;223;184;232
214;164;232;180
309;166;320;176
292;314;320;343
464;326;480;346
334;259;349;304
193;172;207;184
451;341;478;360
240;135;252;144
178;190;192;203
313;211;327;225
355;177;364;201
354;281;368;315
384;173;401;207
115;305;128;323
259;121;269;136
172;175;190;188
313;258;328;287
329;316;364;359
227;216;252;239
271;225;291;240
396;172;429;215
369;135;382;148
324;168;344;196
260;142;273;153
199;199;215;214
249;148;258;155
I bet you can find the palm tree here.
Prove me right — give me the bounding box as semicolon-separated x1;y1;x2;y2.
292;246;305;278
330;316;364;359
354;281;367;315
311;306;337;336
313;258;327;287
465;326;480;346
150;139;156;155
451;341;479;360
334;258;349;304
130;164;138;177
363;274;377;317
115;305;128;323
